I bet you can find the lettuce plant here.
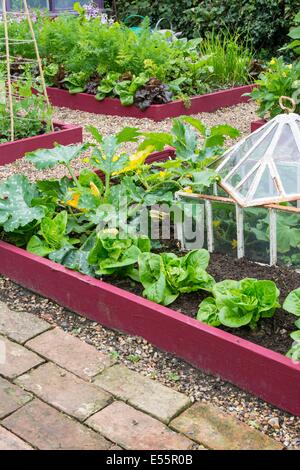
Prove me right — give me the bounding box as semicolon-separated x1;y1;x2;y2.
283;288;300;361
138;249;215;306
197;278;280;329
88;229;151;277
27;210;76;257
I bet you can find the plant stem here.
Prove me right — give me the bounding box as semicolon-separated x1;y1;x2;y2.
65;162;81;189
104;173;110;201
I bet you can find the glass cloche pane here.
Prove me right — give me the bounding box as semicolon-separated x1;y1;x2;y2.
216;113;300;207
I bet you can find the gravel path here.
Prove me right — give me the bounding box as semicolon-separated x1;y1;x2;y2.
0;102;299;449
0;101;258;182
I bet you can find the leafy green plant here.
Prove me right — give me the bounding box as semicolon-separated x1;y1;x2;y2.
0;175;46;232
96;72;150;106
137;116;239;195
283;288;300;361
287;11;300;55
88;228;151;277
127;354;142;363
197;278;280;329
138;249;215;306
27;210;76;257
115;0;297;55
0;12;254;108
250;57;300;118
199;32;252;87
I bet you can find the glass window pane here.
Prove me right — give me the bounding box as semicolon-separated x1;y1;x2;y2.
216;123;276;178
54;0;81;9
212;201;236;256
244;207;270;263
177;197;206;250
277;210;300;269
252;165;279;201
9;0;49;10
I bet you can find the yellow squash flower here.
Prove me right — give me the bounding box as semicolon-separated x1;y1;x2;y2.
90;181;101;197
66;192;80;209
113;145;155;175
212;220;221;228
183;187;193;193
231;239;238;249
270;58;276;65
82;157;90;164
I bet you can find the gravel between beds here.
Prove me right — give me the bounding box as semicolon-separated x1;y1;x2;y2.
0;102;299;449
0;101;258;182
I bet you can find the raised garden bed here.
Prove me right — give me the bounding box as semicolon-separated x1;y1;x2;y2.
0;122;83;166
0;239;299;416
250;118;267;132
46;85;255;121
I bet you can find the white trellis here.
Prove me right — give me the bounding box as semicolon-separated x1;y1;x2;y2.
0;0;52;141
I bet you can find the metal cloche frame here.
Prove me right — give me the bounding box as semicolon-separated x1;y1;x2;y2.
215;113;300;207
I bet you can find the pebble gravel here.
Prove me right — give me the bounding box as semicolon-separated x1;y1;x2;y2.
0;101;258;182
0;101;299;449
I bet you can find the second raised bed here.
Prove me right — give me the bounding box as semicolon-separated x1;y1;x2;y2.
0;122;83;166
46;85;255;121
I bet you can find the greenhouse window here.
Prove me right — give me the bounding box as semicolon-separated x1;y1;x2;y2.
0;0;104;13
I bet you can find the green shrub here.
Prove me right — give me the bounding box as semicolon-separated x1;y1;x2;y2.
111;0;300;55
250;57;300;118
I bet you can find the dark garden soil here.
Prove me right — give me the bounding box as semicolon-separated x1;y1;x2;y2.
111;247;299;355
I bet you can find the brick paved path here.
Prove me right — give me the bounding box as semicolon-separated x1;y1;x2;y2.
0;302;282;450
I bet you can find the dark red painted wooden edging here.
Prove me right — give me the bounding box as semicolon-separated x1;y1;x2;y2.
46;85;256;121
143;147;175;163
0;240;299;415
0;122;83;166
251;119;267;133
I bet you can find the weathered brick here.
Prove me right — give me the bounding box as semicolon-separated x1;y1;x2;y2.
15;362;112;421
0;335;44;379
86;401;193;450
26;328;113;380
0;301;51;344
0;376;32;419
93;364;190;423
170;402;283;450
2;399;111;450
0;426;33;450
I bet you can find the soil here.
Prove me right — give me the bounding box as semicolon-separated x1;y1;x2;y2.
110;248;299;355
